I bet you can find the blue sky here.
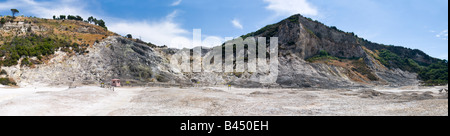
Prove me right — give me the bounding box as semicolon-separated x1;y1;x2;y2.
0;0;448;59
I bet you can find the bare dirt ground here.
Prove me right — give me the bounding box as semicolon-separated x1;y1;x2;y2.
0;85;447;116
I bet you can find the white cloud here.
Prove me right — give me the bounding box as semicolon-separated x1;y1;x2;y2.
0;0;93;19
231;19;243;30
108;11;191;48
436;30;448;40
0;0;195;48
171;0;183;6
263;0;318;16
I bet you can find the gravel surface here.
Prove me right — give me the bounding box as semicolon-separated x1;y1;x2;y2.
0;86;447;116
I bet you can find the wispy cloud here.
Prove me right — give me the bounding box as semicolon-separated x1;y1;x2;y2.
263;0;318;17
166;10;179;20
231;19;243;30
170;0;183;6
436;29;448;40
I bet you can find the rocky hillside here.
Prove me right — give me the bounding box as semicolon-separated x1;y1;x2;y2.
0;15;447;88
184;14;447;88
236;14;447;87
0;16;188;87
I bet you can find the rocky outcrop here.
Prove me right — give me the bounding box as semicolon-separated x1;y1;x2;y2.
2;36;184;87
223;14;419;88
0;21;47;36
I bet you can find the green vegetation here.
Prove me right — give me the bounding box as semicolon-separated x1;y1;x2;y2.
241;23;280;39
0;69;7;75
126;34;133;39
375;49;448;85
97;19;107;29
87;16;95;23
359;38;447;85
156;75;166;82
1;18;6;25
0;34;88;67
0;69;15;85
240;14;447;85
54;15;108;30
306;50;340;62
288;15;300;23
306;28;318;39
10;9;19;18
377;49;422;72
359;39;437;66
67;15;83;21
419;60;448;86
55;15;83;21
351;58;379;81
0;78;16;86
307;50;378;81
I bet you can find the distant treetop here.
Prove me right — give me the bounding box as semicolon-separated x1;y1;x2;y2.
53;15;107;30
11;9;19;18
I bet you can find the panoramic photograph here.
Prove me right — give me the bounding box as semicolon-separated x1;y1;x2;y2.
0;0;448;116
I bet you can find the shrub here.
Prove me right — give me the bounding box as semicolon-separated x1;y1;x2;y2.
330;26;337;30
97;19;107;29
67;15;76;20
319;50;329;56
0;78;16;86
66;15;83;21
76;15;83;21
0;18;6;25
21;57;32;67
418;60;448;86
0;69;7;75
0;34;86;67
351;59;378;81
126;34;132;39
156;74;170;82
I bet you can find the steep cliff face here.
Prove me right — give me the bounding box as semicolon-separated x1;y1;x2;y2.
230;14;422;87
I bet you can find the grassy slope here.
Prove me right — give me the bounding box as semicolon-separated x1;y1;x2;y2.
0;16;117;66
0;16;117;85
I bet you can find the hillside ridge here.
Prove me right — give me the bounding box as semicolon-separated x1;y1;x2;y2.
0;15;447;87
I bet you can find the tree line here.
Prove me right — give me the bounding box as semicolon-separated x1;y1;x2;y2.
1;8;107;30
53;15;107;30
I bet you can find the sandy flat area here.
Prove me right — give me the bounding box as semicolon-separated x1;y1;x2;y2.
0;85;447;116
